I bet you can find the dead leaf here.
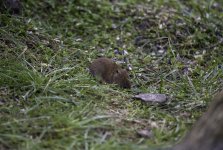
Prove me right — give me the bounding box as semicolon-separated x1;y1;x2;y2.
137;129;153;138
133;93;168;103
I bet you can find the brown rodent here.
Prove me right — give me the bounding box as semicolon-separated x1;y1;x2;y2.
2;0;21;15
89;57;131;89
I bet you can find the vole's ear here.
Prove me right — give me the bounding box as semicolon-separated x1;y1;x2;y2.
116;69;122;74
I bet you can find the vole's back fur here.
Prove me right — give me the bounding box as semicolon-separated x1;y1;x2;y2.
89;57;131;89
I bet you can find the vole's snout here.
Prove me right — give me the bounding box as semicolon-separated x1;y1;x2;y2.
123;84;131;89
120;79;131;89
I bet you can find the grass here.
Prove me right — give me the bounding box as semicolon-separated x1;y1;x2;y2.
0;0;223;149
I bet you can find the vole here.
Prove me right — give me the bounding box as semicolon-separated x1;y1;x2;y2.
4;0;21;15
89;57;131;89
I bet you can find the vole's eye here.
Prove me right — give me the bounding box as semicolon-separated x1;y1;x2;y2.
116;70;119;74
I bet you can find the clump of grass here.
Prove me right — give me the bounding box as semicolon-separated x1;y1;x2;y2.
0;0;223;149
